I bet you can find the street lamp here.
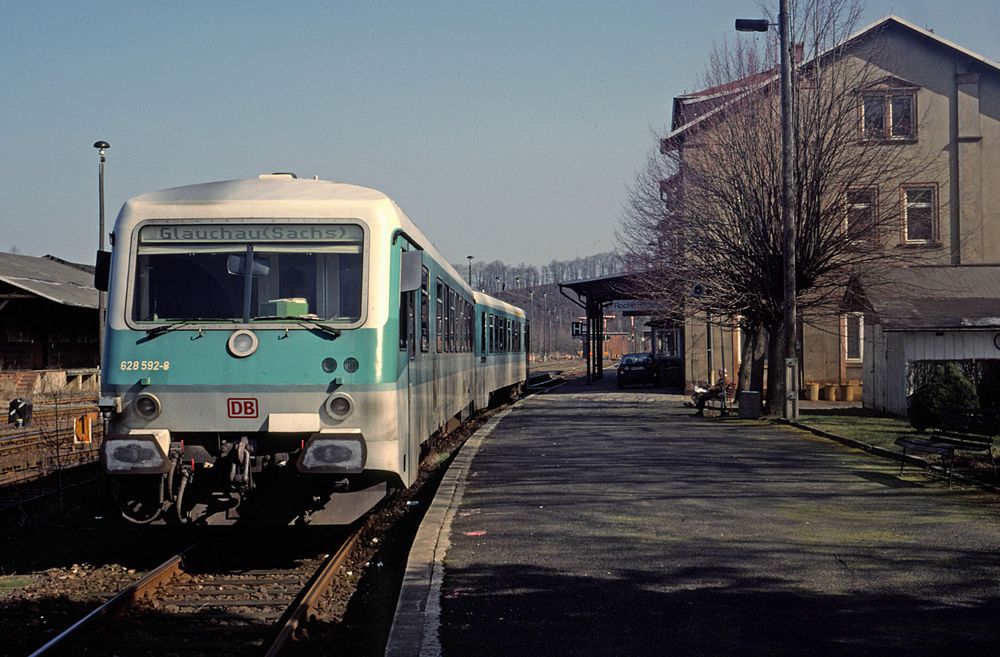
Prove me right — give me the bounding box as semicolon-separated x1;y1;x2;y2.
737;1;798;419
529;290;535;360
466;255;473;284
93;140;110;371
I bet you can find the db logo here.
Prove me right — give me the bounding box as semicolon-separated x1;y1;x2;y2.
227;398;258;418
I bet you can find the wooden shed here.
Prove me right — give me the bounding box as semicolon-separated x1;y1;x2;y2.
0;253;98;370
860;266;1000;416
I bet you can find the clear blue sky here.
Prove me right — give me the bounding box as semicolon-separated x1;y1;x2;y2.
2;1;998;267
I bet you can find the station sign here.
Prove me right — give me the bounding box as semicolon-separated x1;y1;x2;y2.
612;299;658;316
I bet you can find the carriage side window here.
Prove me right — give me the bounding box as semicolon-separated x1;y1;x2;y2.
513;321;520;352
488;314;495;353
443;286;450;352
436;279;444;352
467;302;474;352
398;286;409;352
457;297;465;352
448;288;456;352
481;311;487;354
420;267;429;352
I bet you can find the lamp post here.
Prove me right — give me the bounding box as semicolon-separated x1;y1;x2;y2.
737;0;798;419
529;290;535;361
93;140;110;371
466;255;473;285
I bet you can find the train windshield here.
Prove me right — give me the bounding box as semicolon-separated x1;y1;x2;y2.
131;223;365;324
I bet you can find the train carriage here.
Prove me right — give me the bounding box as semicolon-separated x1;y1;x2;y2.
96;174;526;525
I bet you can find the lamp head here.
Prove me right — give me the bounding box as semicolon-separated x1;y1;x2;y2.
735;18;770;32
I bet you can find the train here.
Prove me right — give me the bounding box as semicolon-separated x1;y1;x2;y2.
95;174;527;525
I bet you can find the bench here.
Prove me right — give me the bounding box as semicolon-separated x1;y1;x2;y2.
705;383;738;414
894;407;999;487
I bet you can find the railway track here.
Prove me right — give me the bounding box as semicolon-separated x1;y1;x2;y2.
0;401;103;488
28;526;363;657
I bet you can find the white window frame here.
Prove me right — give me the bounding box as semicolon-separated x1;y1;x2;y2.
901;185;937;244
845;187;876;239
860;91;916;140
843;313;863;362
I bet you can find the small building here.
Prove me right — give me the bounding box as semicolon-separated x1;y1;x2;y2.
0;252;98;370
860;266;1000;415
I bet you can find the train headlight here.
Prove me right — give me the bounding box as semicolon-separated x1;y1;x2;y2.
325;393;354;421
101;431;171;474
297;431;366;474
344;357;359;373
227;329;259;358
134;393;162;420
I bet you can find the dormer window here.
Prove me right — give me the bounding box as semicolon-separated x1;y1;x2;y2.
859;77;918;140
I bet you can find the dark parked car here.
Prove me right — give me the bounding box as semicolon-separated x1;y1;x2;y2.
617;353;658;389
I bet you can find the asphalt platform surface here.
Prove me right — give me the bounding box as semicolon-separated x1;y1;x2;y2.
387;374;1000;656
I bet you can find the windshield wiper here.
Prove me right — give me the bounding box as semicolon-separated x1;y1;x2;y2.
144;322;191;338
295;321;342;339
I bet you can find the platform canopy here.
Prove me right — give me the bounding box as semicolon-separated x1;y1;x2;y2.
559;272;655;383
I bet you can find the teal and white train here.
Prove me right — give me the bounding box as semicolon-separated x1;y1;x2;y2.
96;174;526;525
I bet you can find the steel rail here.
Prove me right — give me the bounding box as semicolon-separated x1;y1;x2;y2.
264;528;363;656
27;544;197;657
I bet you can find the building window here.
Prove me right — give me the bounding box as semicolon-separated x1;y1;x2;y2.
861;92;915;139
902;186;936;243
844;313;863;362
845;188;876;238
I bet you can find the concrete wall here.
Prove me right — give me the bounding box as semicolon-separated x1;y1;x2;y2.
0;369;100;400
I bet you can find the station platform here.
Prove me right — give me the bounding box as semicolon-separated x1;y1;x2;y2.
385;373;1000;656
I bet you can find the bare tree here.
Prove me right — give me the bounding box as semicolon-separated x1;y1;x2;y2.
621;0;938;411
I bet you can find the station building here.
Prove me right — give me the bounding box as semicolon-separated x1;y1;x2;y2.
655;15;1000;399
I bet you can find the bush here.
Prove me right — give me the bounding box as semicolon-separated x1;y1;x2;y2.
908;363;979;432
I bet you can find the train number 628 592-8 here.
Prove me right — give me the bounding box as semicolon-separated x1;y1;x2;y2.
119;360;170;371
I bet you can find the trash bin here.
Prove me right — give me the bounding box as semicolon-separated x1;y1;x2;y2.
8;398;33;428
822;384;838;401
737;391;762;419
805;382;820;401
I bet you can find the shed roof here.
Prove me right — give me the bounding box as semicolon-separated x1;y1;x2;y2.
863;266;1000;330
0;252;98;309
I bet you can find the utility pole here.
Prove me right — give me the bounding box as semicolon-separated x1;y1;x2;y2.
93;140;110;373
736;0;798;419
778;0;799;420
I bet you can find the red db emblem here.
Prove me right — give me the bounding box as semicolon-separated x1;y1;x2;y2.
227;398;258;418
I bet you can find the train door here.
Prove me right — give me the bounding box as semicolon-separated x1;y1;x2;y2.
399;250;422;484
411;266;430;443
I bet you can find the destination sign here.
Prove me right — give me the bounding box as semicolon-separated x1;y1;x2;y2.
140;224;363;243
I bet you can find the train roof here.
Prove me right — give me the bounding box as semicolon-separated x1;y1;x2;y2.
115;175;475;295
118;176;407;227
474;291;525;318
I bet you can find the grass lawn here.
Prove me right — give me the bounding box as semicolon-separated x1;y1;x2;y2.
795;408;999;486
796;408;911;452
